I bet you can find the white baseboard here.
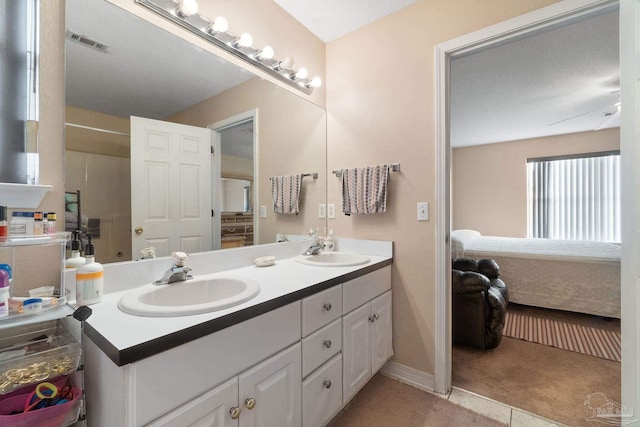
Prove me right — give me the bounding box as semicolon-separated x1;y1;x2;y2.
379;361;439;394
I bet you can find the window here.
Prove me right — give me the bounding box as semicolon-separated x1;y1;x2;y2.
527;151;620;242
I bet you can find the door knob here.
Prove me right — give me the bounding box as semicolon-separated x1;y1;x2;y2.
229;406;241;419
244;397;256;409
135;226;143;235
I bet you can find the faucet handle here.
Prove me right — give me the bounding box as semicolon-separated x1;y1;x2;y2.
172;251;188;267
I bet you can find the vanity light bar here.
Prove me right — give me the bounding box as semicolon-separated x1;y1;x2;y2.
135;0;319;95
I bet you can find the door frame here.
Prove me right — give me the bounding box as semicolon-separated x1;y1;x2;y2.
210;109;259;249
434;0;621;394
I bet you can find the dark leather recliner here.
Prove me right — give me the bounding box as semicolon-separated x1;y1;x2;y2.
452;258;508;350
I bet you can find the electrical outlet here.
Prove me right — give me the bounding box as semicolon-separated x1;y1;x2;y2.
318;203;326;218
327;203;336;219
260;205;267;218
417;202;429;221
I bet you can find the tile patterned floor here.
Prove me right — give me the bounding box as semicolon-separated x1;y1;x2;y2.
441;386;568;426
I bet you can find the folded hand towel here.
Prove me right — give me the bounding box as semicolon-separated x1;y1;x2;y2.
271;174;303;215
341;165;390;215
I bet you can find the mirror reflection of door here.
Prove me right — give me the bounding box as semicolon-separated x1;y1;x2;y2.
217;119;255;250
130;116;213;258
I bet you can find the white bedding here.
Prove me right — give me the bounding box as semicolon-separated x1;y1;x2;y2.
451;230;621;318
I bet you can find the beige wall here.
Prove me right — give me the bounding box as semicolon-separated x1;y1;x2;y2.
65;106;130;158
168;77;326;244
326;0;560;375
452;128;620;237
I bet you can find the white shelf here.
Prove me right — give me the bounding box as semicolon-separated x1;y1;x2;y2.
0;183;53;208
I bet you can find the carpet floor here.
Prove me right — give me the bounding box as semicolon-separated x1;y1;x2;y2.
329;374;507;427
453;306;621;427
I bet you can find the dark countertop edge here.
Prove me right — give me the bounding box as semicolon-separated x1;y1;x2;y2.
85;258;393;366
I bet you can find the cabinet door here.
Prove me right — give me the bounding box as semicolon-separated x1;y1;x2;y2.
342;303;371;403
146;377;238;427
238;343;301;427
371;291;393;374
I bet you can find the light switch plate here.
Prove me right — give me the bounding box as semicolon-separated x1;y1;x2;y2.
260;205;267;218
327;203;336;219
417;202;429;221
318;203;326;218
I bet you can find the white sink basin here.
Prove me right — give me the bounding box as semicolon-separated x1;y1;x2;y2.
295;252;370;267
118;275;261;317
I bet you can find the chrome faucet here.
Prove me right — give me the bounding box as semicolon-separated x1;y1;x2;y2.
154;251;193;285
303;242;324;256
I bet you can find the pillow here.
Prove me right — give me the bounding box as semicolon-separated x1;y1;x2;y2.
450;229;481;258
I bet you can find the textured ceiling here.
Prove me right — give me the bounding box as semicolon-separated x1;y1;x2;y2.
272;0;418;42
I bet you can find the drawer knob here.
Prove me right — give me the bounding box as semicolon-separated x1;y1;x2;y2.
369;314;379;323
323;379;332;389
244;397;256;410
323;303;332;311
323;339;332;348
229;406;241;419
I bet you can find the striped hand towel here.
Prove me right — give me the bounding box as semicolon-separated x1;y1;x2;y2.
271;174;303;215
341;165;390;215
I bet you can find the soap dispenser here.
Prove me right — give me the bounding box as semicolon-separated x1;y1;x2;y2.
323;229;335;251
75;236;103;306
65;232;86;269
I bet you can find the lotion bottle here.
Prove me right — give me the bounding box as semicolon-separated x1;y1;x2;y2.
75;236;103;305
66;232;86;268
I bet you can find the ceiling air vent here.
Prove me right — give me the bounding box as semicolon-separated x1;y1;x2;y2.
65;30;109;53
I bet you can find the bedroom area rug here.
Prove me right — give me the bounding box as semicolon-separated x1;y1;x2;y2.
503;310;621;362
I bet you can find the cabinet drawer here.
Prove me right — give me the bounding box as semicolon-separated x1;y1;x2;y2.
302;285;342;337
302;353;343;427
343;266;391;314
302;318;341;378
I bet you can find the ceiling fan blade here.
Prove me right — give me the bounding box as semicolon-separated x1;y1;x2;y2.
547;105;608;126
595;110;620;131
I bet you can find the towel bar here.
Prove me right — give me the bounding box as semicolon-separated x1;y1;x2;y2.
332;163;400;178
269;173;318;180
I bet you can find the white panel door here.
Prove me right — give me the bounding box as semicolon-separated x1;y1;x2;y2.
146;377;238;427
131;116;212;258
370;291;393;374
238;343;301;427
620;0;640;419
342;303;371;403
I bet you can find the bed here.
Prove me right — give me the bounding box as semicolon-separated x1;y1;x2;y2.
451;229;621;318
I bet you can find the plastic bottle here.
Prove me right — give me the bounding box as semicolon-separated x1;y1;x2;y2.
47;212;57;234
9;211;35;235
42;212;49;234
0;269;9;317
66;233;86;269
0;206;7;242
75;236;103;305
34;212;44;235
323;229;335;251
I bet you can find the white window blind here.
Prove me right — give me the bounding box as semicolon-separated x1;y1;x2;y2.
527;152;620;242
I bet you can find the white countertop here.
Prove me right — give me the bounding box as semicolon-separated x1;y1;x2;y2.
72;238;392;363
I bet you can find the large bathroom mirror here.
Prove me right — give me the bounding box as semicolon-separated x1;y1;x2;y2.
64;0;327;263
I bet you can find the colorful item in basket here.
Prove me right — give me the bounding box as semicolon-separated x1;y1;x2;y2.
0;356;77;394
23;380;73;412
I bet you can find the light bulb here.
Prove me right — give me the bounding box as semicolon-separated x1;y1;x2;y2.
210;16;228;33
236;32;253;48
176;0;198;17
280;57;294;69
309;76;322;88
294;68;308;80
256;46;275;60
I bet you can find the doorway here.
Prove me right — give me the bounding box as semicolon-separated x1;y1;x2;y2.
434;0;622;397
210;109;258;250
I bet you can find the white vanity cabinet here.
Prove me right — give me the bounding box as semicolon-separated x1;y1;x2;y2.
147;343;301;427
342;267;393;404
300;286;344;427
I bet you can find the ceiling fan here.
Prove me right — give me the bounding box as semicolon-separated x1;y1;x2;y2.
548;90;621;130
